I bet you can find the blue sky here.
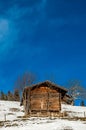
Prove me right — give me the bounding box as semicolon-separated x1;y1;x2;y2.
0;0;86;93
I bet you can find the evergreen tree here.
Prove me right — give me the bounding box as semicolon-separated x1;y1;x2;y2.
4;94;8;100
0;91;6;100
80;100;85;106
7;91;14;101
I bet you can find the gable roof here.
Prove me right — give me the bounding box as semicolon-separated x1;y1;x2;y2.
25;80;68;93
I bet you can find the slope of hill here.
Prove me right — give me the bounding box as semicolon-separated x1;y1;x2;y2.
0;100;86;130
61;104;86;117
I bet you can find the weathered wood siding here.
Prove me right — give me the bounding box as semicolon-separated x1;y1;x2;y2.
62;95;73;105
21;81;68;116
27;85;61;112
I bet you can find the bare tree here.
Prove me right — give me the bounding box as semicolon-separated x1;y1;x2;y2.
45;73;56;83
14;89;20;101
66;79;86;103
14;72;36;94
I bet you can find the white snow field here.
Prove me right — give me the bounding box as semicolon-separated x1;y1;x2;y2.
0;100;86;130
61;104;86;118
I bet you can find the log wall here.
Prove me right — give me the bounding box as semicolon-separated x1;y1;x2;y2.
23;85;62;115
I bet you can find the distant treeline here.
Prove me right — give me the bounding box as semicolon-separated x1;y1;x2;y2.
0;89;20;101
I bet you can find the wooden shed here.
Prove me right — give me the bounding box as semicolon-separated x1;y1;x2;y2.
62;94;73;105
21;81;68;117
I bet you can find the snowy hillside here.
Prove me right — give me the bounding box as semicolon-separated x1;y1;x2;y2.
0;100;86;130
62;104;86;118
0;101;24;121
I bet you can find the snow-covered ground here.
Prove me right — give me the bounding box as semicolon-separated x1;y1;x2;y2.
0;100;86;130
62;104;86;117
0;101;24;121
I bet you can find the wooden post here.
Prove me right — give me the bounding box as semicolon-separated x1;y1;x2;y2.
25;89;28;115
84;112;85;117
59;90;61;111
28;88;31;116
47;88;49;116
4;114;6;121
40;99;43;116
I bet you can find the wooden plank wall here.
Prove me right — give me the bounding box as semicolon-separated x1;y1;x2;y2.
28;86;61;112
